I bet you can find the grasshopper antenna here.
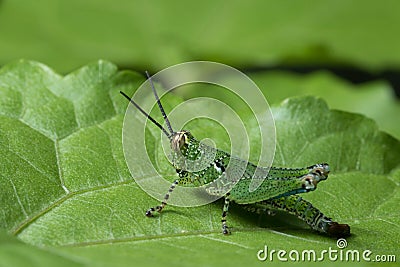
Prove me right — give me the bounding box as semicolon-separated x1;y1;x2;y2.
120;91;171;138
145;71;174;135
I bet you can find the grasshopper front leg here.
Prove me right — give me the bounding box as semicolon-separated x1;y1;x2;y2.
244;195;350;237
145;169;193;216
146;179;179;216
146;176;234;235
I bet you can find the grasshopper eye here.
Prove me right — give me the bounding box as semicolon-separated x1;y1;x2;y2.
178;132;187;149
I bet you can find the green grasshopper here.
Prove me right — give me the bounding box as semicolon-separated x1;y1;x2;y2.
120;73;350;238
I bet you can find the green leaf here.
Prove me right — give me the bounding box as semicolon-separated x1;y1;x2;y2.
271;96;400;174
1;61;399;266
0;230;84;267
250;71;400;140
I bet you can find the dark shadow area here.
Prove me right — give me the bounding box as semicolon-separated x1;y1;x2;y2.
228;202;356;240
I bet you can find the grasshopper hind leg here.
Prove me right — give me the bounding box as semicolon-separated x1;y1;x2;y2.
241;204;276;216
244;195;350;238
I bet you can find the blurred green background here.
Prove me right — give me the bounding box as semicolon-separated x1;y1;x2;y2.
0;0;399;138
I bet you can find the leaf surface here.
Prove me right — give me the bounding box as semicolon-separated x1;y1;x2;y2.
0;61;399;266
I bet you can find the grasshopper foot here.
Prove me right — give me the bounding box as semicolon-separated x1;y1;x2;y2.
222;224;230;235
145;204;164;217
327;222;351;238
145;208;155;217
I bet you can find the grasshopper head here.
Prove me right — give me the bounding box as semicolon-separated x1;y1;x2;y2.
171;130;194;154
170;130;202;170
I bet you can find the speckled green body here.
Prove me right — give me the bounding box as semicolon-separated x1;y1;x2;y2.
172;131;320;203
168;130;350;237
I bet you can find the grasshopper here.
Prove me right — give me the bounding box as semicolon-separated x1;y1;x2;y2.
120;73;350;238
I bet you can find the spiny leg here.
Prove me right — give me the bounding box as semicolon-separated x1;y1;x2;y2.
221;193;231;235
146;179;178;216
244;195;350;238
